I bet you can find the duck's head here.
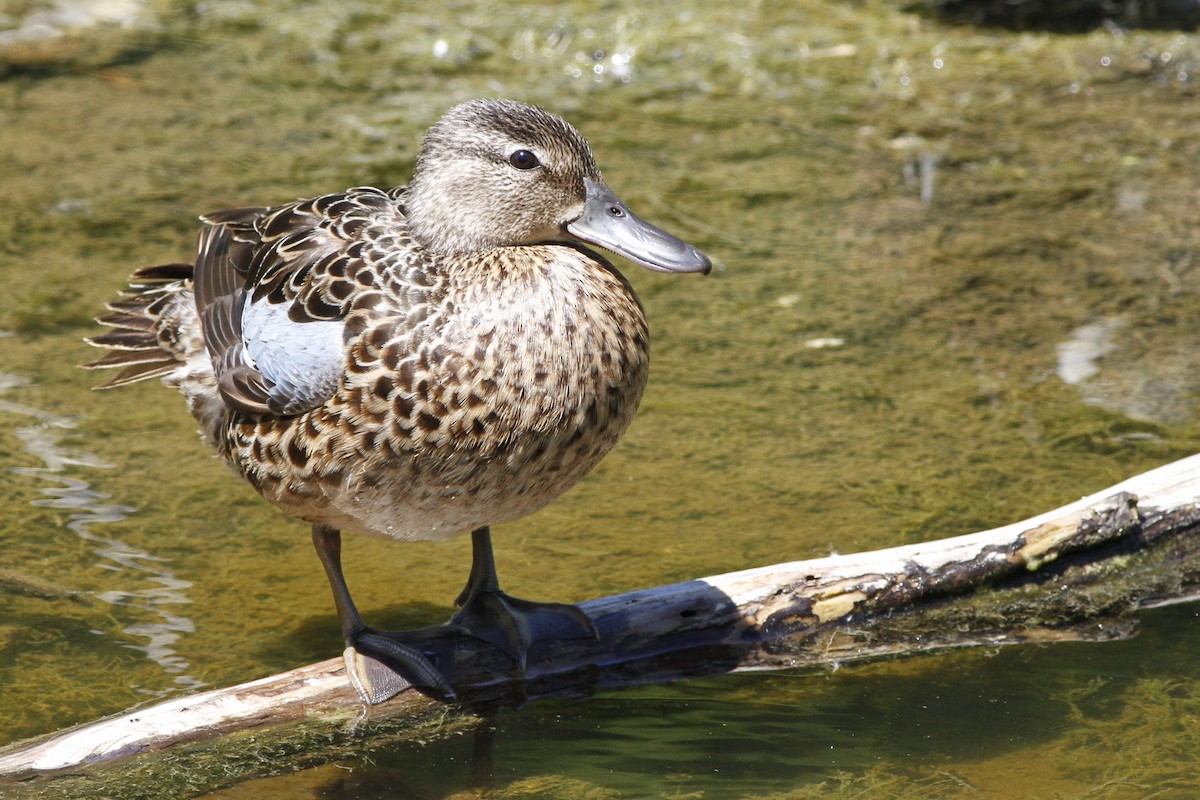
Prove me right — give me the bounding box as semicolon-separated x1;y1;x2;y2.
405;98;711;275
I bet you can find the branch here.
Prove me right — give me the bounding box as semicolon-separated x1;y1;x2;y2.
4;454;1200;799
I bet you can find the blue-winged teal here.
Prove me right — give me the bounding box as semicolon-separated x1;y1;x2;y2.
86;98;710;702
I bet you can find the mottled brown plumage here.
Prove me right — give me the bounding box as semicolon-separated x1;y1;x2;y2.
86;98;709;702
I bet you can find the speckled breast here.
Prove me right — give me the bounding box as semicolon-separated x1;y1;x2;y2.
224;245;649;541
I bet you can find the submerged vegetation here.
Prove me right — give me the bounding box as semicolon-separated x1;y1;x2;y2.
2;0;1200;797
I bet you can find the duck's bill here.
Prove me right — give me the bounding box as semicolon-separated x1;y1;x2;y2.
566;178;711;275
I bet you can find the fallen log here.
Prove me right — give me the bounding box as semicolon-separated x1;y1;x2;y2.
4;453;1200;799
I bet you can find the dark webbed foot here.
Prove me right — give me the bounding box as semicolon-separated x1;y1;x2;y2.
313;524;597;705
343;625;459;703
451;589;597;669
451;527;598;669
313;524;457;703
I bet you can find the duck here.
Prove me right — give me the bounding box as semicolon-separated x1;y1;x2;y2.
85;98;711;703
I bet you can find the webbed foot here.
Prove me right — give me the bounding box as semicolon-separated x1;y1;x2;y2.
313;524;458;704
313;523;598;705
451;589;597;669
451;527;598;670
343;625;459;703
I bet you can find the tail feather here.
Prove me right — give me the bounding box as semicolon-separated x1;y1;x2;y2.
93;309;155;332
125;262;195;284
85;349;171;369
90;358;181;389
86;328;162;351
84;262;200;389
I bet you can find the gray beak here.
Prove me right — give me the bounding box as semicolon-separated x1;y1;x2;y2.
565;178;711;274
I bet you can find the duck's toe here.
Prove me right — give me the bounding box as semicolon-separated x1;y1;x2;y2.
344;627;459;704
449;590;598;671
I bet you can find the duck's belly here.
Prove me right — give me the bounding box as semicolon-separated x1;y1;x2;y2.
228;362;644;541
224;252;650;541
334;408;632;541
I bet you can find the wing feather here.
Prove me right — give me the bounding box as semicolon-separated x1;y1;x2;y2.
195;187;405;418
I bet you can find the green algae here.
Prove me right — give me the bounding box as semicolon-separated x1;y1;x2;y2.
1;703;479;800
2;0;1200;797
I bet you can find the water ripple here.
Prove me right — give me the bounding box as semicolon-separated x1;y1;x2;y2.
0;372;201;689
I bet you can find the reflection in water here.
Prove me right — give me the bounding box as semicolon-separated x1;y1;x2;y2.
0;371;200;688
1055;317;1197;425
1056;318;1121;386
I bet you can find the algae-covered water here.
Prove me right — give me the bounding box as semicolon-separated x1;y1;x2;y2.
3;0;1200;797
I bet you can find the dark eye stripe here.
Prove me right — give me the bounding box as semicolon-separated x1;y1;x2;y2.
509;149;540;170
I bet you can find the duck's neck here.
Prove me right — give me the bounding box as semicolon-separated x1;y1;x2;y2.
403;170;568;258
403;182;487;257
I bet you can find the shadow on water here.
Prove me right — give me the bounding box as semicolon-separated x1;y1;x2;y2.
913;0;1200;32
264;600;461;669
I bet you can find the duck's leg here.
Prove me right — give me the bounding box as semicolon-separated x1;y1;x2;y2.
311;524;456;703
450;526;598;670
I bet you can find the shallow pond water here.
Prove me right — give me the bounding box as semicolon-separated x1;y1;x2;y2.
3;0;1200;797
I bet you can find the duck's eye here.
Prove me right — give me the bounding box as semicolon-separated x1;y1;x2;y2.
509;149;540;170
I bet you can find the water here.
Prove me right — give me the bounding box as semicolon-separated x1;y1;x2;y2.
0;373;197;685
2;1;1200;797
201;606;1200;799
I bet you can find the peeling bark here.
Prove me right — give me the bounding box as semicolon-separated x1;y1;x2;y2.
4;454;1200;798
